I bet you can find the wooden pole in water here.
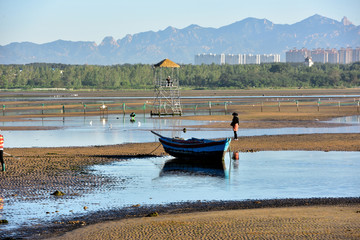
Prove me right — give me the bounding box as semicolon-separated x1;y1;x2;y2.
317;99;320;112
296;100;299;112
209;101;212;115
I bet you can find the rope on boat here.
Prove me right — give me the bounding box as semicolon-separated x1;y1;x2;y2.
149;143;162;155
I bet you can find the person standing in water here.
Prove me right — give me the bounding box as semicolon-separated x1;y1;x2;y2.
230;112;239;140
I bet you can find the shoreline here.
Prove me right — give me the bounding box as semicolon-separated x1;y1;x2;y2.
1;133;359;239
10;198;360;239
1;88;360;97
1;89;359;239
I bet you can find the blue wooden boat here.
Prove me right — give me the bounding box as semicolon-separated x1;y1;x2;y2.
151;131;231;160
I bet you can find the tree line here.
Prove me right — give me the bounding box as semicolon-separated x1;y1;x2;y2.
0;62;359;90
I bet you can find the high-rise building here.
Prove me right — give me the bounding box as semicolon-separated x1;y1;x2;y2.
245;54;260;64
311;49;328;63
286;48;310;63
339;48;353;64
260;54;281;63
286;47;358;64
195;53;279;65
225;54;243;64
353;48;360;62
195;53;225;65
326;49;339;64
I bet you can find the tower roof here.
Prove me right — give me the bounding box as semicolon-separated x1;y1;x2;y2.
154;59;180;68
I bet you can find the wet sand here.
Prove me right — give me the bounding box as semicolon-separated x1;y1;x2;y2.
1;89;360;239
1;133;360;239
49;204;360;240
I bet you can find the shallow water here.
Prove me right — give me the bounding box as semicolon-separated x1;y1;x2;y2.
2;115;360;148
2;94;360;102
1;151;359;233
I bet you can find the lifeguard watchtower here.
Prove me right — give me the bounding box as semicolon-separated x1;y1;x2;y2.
151;59;182;116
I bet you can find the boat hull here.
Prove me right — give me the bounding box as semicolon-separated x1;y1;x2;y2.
159;137;231;160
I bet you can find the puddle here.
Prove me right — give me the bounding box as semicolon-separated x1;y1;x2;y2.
326;115;360;124
1;151;359;234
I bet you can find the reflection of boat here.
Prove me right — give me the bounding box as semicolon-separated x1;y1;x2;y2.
151;131;231;160
160;158;225;177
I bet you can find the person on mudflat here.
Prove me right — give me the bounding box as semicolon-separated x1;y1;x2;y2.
230;112;239;140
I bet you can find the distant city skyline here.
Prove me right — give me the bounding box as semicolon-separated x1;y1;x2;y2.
195;53;281;65
0;0;359;46
286;47;360;64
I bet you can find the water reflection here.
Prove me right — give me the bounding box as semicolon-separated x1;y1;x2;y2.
232;151;240;160
0;151;359;235
0;196;3;211
160;158;226;178
327;115;360;124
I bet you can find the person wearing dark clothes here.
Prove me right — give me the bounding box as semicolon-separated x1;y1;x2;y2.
166;76;172;86
230;112;239;140
0;133;4;172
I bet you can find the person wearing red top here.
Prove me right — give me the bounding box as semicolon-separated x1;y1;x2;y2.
0;133;4;172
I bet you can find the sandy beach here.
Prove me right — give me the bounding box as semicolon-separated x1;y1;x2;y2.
0;89;360;239
2;136;360;239
49;204;360;240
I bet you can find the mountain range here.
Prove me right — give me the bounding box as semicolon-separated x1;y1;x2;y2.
0;14;359;65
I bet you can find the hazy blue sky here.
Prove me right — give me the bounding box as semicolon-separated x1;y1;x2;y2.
1;0;359;46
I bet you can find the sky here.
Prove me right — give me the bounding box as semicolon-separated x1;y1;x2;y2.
0;0;359;46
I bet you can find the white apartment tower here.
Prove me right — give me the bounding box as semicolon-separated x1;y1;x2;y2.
195;53;225;65
352;48;360;63
195;53;280;65
286;48;310;63
286;47;359;64
339;48;353;64
326;49;339;64
311;49;328;63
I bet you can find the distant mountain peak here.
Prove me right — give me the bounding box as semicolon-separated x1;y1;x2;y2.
100;36;118;47
341;16;353;26
184;24;202;30
163;26;178;34
1;15;359;65
298;14;335;24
